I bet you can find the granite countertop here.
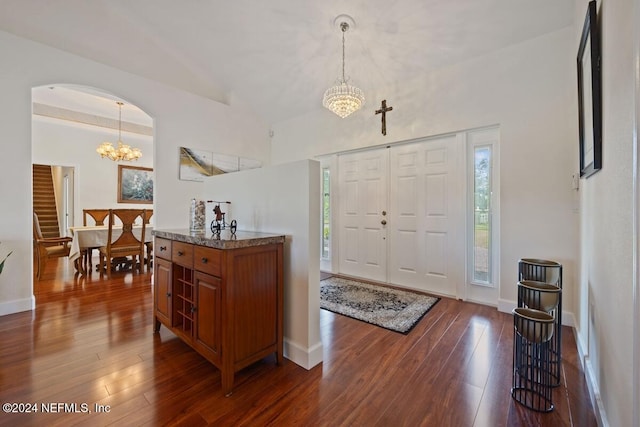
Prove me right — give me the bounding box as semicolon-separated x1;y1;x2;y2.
152;229;285;250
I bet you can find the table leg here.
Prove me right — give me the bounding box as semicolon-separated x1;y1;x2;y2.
73;255;87;275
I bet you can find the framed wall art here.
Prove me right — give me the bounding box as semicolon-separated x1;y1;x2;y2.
577;0;602;179
118;165;153;204
179;146;262;182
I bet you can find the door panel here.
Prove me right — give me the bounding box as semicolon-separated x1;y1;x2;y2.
338;148;388;282
425;231;446;277
389;135;463;296
154;257;173;327
195;271;222;364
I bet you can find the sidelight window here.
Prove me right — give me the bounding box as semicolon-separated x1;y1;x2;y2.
472;146;492;285
322;167;331;260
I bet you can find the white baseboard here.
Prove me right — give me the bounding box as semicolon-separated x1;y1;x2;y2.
584;356;610;427
574;328;610;427
283;338;323;370
0;295;35;316
497;298;575;327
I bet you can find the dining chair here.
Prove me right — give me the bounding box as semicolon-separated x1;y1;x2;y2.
140;209;153;225
83;209;110;226
82;209;111;271
98;209;147;279
141;209;153;272
33;212;72;280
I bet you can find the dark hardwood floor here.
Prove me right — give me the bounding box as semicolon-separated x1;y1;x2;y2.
0;258;596;426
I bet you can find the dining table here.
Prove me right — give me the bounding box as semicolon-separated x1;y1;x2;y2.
68;225;153;275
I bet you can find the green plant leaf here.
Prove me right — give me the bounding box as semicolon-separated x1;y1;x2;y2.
0;251;12;275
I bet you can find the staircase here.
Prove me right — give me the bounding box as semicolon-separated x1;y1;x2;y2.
33;164;61;238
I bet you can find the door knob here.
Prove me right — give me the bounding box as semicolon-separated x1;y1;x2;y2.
382;211;387;216
381;220;387;225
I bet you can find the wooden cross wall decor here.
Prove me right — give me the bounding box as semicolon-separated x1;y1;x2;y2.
375;99;393;135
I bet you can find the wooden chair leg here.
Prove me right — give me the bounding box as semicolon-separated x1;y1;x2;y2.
35;251;41;280
82;249;88;274
148;248;153;273
85;249;92;273
99;253;105;277
36;248;46;280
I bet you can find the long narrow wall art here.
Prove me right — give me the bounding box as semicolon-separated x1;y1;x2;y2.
179;147;262;182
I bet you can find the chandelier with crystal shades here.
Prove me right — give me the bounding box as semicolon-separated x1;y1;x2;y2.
96;101;142;161
323;18;365;118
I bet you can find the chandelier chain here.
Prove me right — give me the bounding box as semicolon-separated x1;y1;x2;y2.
117;101;123;141
342;26;346;82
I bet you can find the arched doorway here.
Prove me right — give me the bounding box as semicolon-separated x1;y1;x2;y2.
31;84;154;283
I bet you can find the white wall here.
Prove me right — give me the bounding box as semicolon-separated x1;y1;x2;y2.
574;1;636;426
0;29;271;315
33;115;154;227
202;160;322;369
271;28;579;319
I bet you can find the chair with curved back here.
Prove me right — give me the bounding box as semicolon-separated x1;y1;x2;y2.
82;209;110;271
141;209;153;272
98;209;147;279
33;211;72;280
140;209;153;225
83;209;110;227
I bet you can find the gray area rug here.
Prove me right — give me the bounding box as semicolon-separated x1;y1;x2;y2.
320;277;440;334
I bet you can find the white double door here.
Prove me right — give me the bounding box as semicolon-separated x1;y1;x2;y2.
338;135;464;297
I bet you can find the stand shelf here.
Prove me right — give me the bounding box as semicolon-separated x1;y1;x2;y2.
152;230;284;396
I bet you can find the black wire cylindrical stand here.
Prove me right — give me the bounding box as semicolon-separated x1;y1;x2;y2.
518;258;562;387
511;307;555;412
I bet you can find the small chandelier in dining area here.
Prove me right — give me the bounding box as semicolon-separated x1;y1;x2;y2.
323;16;365;118
96;101;142;161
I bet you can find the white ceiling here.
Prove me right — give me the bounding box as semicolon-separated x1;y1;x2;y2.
0;0;574;124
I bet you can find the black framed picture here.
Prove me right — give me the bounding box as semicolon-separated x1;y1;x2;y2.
577;0;602;179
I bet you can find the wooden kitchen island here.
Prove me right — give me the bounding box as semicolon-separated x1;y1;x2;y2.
152;229;285;396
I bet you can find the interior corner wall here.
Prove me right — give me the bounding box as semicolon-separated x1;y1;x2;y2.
271;27;579;318
574;0;636;426
201;159;322;369
0;29;270;316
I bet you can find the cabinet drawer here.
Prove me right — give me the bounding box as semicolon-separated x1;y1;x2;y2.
194;246;222;277
154;238;172;260
172;242;194;267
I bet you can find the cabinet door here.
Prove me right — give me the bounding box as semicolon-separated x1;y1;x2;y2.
154;257;173;327
195;271;222;364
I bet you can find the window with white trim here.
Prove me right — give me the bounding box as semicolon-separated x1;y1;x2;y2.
472;145;492;285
